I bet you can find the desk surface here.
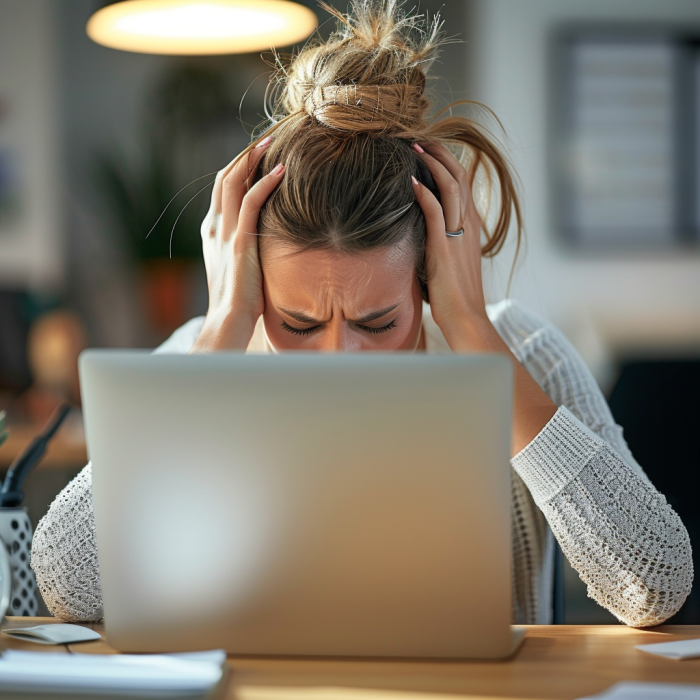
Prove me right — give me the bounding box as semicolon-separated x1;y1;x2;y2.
3;618;700;699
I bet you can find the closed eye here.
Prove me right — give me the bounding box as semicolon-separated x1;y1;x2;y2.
355;320;396;334
280;320;397;336
280;320;321;336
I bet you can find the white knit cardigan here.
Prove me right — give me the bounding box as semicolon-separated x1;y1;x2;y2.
30;299;693;625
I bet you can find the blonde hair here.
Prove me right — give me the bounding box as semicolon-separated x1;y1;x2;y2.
247;0;522;300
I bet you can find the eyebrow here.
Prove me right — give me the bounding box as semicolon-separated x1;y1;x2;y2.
278;303;401;325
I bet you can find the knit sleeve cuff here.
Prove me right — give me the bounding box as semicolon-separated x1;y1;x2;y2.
511;405;607;505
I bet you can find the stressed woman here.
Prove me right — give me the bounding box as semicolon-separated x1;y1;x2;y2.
31;0;692;627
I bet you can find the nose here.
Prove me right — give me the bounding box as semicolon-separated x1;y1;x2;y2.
318;319;360;352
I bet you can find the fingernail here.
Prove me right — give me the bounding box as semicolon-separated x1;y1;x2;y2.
412;143;425;154
255;135;273;149
411;175;419;186
271;163;285;176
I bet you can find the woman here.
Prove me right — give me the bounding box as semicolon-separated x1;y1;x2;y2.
32;0;692;626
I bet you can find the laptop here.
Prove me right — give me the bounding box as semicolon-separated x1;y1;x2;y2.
79;351;524;659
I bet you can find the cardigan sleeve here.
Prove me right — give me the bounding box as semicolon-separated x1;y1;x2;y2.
30;463;103;621
493;300;693;627
30;318;206;621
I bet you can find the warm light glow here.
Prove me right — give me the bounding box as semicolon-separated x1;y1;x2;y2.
87;0;318;55
115;6;287;39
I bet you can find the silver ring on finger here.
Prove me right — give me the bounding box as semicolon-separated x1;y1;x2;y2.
445;228;464;237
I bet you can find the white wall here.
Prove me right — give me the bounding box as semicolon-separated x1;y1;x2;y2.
0;0;61;290
468;0;700;375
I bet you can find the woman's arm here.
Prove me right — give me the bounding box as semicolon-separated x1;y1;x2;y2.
29;316;207;621
31;140;281;619
412;141;693;627
30;315;207;621
437;311;557;456
492;301;693;627
445;300;693;626
191;136;284;353
410;142;556;454
30;464;103;621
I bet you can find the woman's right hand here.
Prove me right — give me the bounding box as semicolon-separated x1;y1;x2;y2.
191;136;285;353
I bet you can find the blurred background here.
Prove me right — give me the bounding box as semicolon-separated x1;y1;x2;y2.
0;0;698;622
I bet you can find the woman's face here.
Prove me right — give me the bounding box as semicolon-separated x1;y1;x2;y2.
261;245;424;352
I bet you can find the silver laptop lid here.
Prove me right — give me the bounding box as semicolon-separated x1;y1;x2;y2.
80;352;514;658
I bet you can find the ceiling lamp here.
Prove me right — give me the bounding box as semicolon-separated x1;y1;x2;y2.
86;0;318;55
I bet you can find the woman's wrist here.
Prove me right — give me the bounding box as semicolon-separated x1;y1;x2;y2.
190;308;259;353
438;309;558;456
437;311;500;354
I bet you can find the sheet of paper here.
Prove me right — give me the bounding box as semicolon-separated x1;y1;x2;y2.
0;649;225;695
636;638;700;660
578;681;700;699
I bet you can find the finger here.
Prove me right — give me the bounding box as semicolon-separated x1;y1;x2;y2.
238;136;274;190
419;141;483;236
412;145;462;231
210;144;259;218
221;138;273;236
418;141;470;192
411;175;454;251
235;163;286;253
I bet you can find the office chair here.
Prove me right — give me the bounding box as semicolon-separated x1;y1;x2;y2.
607;358;700;624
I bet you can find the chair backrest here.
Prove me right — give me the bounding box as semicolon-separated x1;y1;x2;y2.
608;358;700;624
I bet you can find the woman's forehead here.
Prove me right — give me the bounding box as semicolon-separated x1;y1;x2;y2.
262;245;414;312
262;244;412;278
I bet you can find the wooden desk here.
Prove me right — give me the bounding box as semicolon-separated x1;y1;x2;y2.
2;618;700;700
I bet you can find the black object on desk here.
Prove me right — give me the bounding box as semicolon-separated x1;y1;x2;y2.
0;402;72;507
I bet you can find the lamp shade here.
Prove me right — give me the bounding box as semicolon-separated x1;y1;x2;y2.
86;0;318;55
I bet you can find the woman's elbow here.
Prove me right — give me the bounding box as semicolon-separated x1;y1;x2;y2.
39;584;104;623
611;585;689;628
605;528;693;628
30;517;104;622
612;577;693;628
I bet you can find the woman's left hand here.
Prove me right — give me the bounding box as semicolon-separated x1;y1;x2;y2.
411;142;491;348
413;142;558;452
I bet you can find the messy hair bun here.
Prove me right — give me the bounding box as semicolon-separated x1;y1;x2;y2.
247;0;522;299
278;0;437;135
